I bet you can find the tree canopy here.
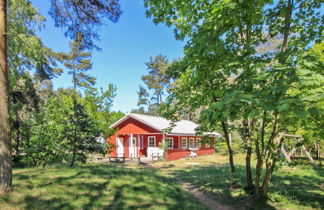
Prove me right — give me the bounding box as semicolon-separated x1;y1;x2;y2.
145;0;323;197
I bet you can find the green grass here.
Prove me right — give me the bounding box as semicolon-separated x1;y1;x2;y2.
0;163;207;210
151;154;324;210
1;155;323;210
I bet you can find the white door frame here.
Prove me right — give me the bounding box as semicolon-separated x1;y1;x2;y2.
129;134;138;158
116;137;124;157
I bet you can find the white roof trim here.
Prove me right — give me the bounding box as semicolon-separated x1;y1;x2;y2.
109;114;131;129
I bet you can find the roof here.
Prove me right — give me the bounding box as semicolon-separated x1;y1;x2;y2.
109;113;221;137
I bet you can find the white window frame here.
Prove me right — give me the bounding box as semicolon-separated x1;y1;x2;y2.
166;138;173;149
189;138;195;148
148;136;156;147
196;138;201;148
181;137;188;149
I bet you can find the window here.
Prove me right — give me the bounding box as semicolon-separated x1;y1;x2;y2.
181;137;188;149
132;137;136;146
166;138;173;149
148;136;156;147
189;138;195;148
196;138;201;148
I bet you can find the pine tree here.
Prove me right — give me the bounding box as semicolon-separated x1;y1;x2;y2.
63;34;95;167
137;55;171;115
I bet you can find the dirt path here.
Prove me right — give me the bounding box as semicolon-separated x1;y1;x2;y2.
176;178;234;210
143;162;233;210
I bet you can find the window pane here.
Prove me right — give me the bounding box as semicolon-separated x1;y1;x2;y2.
167;138;173;149
149;137;155;147
181;138;187;149
189;138;194;148
197;139;201;148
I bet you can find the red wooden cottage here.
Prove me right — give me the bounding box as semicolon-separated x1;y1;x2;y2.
107;113;221;161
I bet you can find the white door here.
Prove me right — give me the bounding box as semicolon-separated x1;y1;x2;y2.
129;136;138;158
117;137;124;157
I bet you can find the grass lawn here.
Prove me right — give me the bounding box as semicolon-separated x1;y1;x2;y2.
151;154;324;210
1;154;322;210
0;163;207;210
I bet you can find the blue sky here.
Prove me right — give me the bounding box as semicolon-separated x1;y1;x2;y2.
31;0;184;113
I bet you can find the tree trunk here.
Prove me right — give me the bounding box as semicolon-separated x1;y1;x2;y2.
70;100;77;167
221;121;236;179
315;144;321;166
279;0;293;63
14;110;21;156
260;133;284;196
243;119;254;190
0;0;12;193
254;118;263;194
70;139;77;167
70;73;77;167
318;145;322;166
228;132;232;146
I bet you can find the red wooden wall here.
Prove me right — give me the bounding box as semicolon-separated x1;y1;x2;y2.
107;116;216;160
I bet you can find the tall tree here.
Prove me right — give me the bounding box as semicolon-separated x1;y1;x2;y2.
145;0;323;197
137;55;171;115
0;0;11;193
24;90;102;167
63;35;95;167
7;0;64;169
0;0;121;192
83;84;123;138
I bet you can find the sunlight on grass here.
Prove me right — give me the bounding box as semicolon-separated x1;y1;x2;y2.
152;154;324;210
0;164;207;210
1;154;322;210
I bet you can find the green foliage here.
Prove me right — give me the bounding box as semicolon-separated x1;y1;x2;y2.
8;0;63;79
145;0;324;197
21;88;121;167
135;55;172;115
49;0;121;49
64;34;95;89
24;96;72;166
83;85;124;138
8;0;64;166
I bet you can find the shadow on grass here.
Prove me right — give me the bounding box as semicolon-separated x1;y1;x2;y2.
6;164;206;210
170;162;324;209
24;196;74;210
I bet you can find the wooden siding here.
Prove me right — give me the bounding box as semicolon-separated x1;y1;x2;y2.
107;116;216;160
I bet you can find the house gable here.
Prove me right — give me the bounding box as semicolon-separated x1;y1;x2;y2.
114;117;160;135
